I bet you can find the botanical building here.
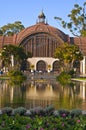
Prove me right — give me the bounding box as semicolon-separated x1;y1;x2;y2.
0;11;86;74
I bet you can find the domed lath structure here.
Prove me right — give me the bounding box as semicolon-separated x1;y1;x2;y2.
0;11;86;74
0;12;70;72
16;11;69;56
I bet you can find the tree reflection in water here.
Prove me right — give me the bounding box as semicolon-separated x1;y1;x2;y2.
0;79;85;110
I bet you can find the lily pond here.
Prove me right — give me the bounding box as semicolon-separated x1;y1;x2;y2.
0;73;86;111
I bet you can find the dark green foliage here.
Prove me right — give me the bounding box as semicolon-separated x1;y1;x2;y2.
8;70;24;76
54;43;83;73
0;21;25;36
44;105;55;116
30;105;55;117
53;110;59;117
8;70;26;83
13;107;27;116
0;110;86;130
8;70;26;80
1;107;13;116
70;109;82;117
56;71;71;86
0;107;86;130
30;106;44;116
58;109;70;117
54;2;86;36
68;69;75;77
0;44;31;72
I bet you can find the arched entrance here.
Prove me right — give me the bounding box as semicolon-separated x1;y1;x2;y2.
53;61;60;73
37;60;46;71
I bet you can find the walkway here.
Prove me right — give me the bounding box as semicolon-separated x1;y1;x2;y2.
24;71;58;80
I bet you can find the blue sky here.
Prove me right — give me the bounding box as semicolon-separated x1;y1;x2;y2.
0;0;85;36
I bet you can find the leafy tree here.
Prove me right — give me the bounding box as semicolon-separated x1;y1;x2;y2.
54;2;86;36
0;21;25;36
0;44;29;71
56;71;71;86
54;43;83;72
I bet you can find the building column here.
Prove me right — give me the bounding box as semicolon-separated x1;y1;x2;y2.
80;56;85;75
11;55;14;67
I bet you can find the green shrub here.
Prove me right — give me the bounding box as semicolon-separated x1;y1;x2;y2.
57;71;71;86
13;107;27;115
8;70;23;76
70;109;82;117
0;114;86;129
58;109;70;117
1;107;13;116
30;105;55;116
44;105;55;116
8;70;26;84
53;110;59;117
0;107;86;129
30;106;44;116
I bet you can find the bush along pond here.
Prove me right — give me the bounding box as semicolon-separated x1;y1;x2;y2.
0;106;86;130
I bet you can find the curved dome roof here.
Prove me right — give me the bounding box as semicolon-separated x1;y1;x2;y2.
16;12;68;44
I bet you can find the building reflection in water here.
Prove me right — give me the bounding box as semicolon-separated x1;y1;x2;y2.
0;80;86;110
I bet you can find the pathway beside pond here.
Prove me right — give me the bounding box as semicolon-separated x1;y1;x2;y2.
26;72;57;80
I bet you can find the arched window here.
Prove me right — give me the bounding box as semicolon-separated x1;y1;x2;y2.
37;60;46;71
53;61;60;72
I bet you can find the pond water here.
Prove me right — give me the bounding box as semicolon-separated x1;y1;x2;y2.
0;78;86;110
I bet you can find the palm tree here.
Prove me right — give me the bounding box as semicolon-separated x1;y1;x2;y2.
1;44;28;71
